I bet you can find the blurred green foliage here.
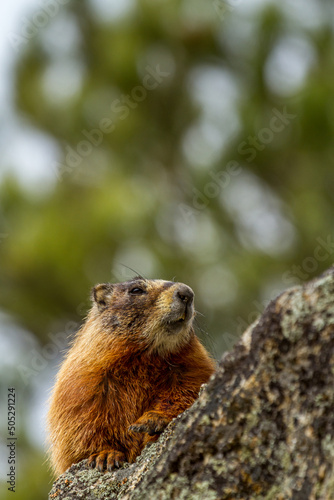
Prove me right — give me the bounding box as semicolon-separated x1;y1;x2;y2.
1;0;334;497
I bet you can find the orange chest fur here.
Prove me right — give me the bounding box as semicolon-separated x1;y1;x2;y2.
75;354;183;424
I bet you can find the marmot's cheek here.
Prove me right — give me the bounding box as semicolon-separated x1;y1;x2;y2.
109;315;120;328
102;314;120;329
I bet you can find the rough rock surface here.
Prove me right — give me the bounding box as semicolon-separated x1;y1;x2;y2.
48;267;334;499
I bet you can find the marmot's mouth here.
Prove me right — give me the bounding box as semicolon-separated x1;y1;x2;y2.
166;317;184;325
164;312;192;332
169;312;187;324
176;313;186;323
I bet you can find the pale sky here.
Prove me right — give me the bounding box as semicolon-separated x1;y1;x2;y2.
0;0;140;191
0;0;61;190
0;0;329;191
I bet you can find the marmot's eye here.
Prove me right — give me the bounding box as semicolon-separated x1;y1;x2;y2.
129;287;145;295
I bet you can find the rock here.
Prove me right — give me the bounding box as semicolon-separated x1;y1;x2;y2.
49;267;334;499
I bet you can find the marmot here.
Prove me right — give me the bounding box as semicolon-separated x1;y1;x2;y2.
47;277;215;475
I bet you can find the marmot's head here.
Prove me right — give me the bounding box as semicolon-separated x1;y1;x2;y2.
91;277;195;355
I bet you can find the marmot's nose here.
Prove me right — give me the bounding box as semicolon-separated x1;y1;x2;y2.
175;284;194;305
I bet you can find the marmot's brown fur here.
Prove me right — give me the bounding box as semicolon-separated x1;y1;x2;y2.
47;277;215;475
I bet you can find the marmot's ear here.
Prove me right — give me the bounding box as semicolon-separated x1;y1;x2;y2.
92;283;114;311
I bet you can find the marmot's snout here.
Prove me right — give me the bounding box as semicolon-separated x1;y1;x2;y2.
163;283;195;330
175;284;194;320
175;284;194;306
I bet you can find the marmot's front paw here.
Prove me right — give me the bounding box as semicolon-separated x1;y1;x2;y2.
88;449;126;472
129;411;170;436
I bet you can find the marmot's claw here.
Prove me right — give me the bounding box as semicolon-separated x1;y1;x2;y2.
129;423;161;435
88;450;126;472
129;412;170;435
